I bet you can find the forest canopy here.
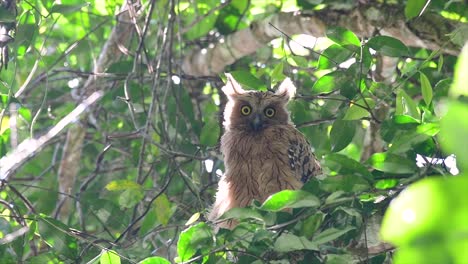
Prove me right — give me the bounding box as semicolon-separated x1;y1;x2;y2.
0;0;467;263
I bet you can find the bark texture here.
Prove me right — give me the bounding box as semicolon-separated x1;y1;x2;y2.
182;6;460;77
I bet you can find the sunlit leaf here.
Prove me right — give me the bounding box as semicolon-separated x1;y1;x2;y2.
318;44;353;69
221;207;265;222
440;102;468;172
260;190;320;211
419;72;433;105
368;153;417;174
105;180;142;191
449;42;468;98
177;222;213;262
381;176;468;246
229;70;266;90
375;179;399;189
312;71;350;94
326;27;360;49
100;249;121;264
138;257;171;264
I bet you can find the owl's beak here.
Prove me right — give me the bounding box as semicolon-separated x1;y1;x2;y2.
250;114;263;131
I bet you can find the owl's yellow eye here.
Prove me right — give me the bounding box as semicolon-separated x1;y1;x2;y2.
264;107;275;118
240;105;252;116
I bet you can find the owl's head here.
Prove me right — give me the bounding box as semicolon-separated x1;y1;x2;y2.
222;73;296;132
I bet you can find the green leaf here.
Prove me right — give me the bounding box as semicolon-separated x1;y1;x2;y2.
38;215;78;259
301;213;324;238
271;61;285;83
342;98;375;120
395;89;420;119
381;176;468;246
440;102;468;172
449;42;468;98
49;3;88;14
368;153;417;174
437;55;444;72
419;72;433;105
318;44;353;69
291;55;308;68
229;70;266;90
312;227;355;244
100;249;121;264
393;115;420;125
154;194;174;226
138;257;171;264
312;71;350;94
375;179;399;189
330;120;356;152
326;27;360;49
221;207;264;223
105;180;142;191
183;0;219;40
367;36;409;57
324;153;372;179
199;119;220;146
405;0;428;20
177;222;213;262
18;107;32;123
274;233;318;252
260;190;320;211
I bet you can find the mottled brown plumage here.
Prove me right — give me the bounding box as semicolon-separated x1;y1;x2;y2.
209;73;321;228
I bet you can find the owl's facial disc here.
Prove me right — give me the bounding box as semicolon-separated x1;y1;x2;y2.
250;113;263;131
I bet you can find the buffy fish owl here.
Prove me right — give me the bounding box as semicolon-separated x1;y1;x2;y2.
209;73;321;227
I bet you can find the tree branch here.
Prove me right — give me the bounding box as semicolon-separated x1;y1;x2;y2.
182;6;460;77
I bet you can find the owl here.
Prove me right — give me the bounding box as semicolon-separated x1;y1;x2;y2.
209;73;321;228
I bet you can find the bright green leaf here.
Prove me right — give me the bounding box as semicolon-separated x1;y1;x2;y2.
318;44;353;69
229;70;266;90
312;71;350;94
330;120;356;152
375;179;399;189
138;257;171;264
368;153;417;174
326;27;360;49
100;250;121;264
105;180;142;191
177;222;213;262
419;72;433;105
393;115;420;125
18;107;32;122
260;190;320;211
381;176;468;246
440;102;468;172
221;207;264;222
367;36;409;57
449;42;468;98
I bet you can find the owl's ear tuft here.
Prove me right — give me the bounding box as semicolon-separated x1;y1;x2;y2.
275;78;296;101
222;73;245;98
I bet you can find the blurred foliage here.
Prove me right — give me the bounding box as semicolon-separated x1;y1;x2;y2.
0;0;467;263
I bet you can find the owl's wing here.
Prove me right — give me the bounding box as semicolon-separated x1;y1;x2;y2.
287;131;321;183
